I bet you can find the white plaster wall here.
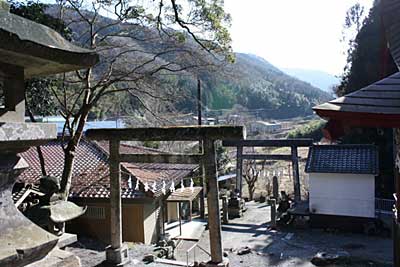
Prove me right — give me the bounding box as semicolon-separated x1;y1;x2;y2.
143;203;158;244
309;173;375;218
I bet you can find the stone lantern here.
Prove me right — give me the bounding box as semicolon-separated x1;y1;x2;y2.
0;2;98;266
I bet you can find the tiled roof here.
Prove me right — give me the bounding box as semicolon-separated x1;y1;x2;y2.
18;139;198;199
167;187;203;202
305;145;379;175
313;72;400;116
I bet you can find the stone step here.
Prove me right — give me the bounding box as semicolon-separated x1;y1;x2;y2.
154;258;189;266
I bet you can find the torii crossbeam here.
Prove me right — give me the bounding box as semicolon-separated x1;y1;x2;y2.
86;125;244;266
222;139;313;202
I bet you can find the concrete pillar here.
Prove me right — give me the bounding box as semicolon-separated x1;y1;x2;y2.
291;146;301;202
203;139;225;265
106;140;130;265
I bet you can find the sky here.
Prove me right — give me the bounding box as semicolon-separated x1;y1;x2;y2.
224;0;374;76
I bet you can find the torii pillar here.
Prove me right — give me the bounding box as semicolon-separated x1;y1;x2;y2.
86;126;245;267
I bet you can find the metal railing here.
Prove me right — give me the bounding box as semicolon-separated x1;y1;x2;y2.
186;243;211;267
375;198;395;216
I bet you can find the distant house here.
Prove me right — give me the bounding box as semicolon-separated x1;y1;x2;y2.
305;145;379;229
250;121;281;135
16;139;199;244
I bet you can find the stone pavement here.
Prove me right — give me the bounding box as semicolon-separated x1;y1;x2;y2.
174;201;393;267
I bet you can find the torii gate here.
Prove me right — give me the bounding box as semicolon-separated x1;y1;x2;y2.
86;125;244;267
222;139;313;202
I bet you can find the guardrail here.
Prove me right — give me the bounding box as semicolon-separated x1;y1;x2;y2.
186;243;211;267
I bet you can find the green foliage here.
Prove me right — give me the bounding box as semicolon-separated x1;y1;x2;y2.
25;79;58;117
9;1;70;118
176;53;331;119
336;2;397;96
9;0;71;39
287;120;325;141
142;141;160;149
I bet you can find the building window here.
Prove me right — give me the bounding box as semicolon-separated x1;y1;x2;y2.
83;206;106;219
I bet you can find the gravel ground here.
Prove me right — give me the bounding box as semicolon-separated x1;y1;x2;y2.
67;201;393;267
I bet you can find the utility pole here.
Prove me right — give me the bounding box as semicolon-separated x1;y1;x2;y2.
198;78;206;218
198;79;202;132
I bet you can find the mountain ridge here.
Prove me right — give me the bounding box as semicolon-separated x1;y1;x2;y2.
282;68;340;93
46;5;332;119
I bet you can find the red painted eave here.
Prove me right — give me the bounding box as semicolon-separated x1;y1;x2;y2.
314;108;400;128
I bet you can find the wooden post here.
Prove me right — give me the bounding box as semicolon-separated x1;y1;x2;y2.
270;198;277;229
198;79;206;219
200;157;206;219
179;202;182;237
393;129;400;267
222;196;229;224
109;140;122;249
159;199;165;237
236;146;243;197
189;200;193;221
204;139;224;264
272;176;279;200
291;145;301;202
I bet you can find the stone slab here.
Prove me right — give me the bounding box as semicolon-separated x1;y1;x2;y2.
25;248;80;267
57;233;78;249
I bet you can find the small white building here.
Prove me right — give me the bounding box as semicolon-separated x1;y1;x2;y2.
250;121;282;135
305;145;379;219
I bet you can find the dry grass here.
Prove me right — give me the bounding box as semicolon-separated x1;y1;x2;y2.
241;147;309;200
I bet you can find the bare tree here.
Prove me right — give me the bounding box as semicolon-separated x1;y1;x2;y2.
49;0;233;200
243;159;265;201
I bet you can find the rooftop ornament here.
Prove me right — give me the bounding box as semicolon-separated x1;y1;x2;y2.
0;1;98;266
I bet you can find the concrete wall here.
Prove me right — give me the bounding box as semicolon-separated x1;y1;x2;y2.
309;173;375;218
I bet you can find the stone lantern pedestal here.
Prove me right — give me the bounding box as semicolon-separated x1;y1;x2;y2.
0;123;63;267
0;1;98;265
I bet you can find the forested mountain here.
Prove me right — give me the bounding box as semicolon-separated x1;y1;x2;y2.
45;5;331;120
177;53;332;118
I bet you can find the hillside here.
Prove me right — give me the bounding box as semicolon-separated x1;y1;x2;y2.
46;6;332;120
282;68;339;93
176;53;332;119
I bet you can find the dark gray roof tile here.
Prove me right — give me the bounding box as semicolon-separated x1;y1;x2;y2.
305;145;379;175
